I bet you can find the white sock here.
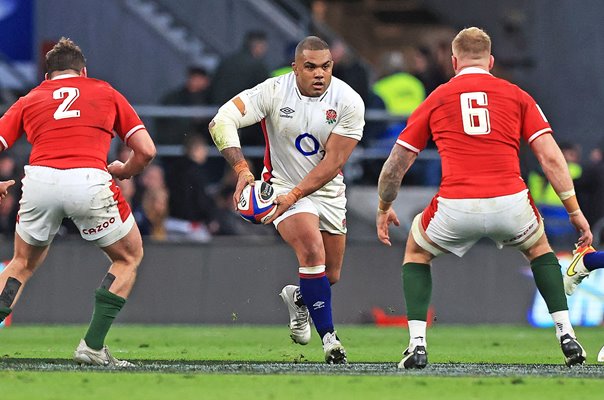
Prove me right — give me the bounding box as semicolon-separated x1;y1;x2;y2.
408;320;427;349
551;310;575;340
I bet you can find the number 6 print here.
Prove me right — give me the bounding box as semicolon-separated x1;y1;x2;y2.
53;87;81;120
460;92;490;135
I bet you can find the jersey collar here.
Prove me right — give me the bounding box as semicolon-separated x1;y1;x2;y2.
456;67;492;77
294;86;330;103
51;73;80;80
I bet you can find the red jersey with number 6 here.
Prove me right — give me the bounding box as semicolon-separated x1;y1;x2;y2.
0;75;145;170
397;67;552;199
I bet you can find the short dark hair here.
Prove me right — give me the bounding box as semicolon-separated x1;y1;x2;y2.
187;66;208;77
295;36;329;58
45;37;86;74
184;133;207;151
244;31;267;48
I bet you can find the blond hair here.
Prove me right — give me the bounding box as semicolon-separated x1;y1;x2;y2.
452;27;491;59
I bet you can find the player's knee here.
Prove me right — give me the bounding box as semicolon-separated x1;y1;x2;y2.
133;244;144;264
524;237;552;261
113;244;143;269
127;245;144;268
297;241;325;265
8;256;36;279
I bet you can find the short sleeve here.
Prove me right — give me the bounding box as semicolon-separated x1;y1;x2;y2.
331;92;365;141
396;98;432;153
520;90;552;143
113;89;145;143
234;78;275;126
0;97;26;150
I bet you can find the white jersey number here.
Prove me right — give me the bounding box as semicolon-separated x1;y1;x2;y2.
53;87;81;120
460;92;490;135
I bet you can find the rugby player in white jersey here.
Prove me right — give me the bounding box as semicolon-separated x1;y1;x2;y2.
209;36;365;364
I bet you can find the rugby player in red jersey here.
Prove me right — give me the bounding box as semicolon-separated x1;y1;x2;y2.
376;27;591;369
0;38;156;367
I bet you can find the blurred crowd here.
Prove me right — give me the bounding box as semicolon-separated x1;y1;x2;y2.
1;29;601;245
152;30;454;185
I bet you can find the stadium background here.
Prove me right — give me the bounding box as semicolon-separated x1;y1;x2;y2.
0;0;603;327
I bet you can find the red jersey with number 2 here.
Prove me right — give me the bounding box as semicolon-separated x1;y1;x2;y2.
397;68;552;199
0;75;145;170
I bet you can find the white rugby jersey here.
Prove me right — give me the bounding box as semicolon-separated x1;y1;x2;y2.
238;72;365;197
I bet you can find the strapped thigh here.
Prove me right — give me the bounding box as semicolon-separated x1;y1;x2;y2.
411;214;445;257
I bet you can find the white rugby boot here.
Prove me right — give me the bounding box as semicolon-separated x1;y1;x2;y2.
564;245;595;296
598;345;604;362
322;331;347;364
73;339;134;368
279;285;311;345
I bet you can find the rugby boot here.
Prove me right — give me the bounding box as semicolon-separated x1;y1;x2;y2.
322;331;347;364
564;245;595;295
560;334;586;367
398;345;428;369
279;285;311;345
73;339;134;368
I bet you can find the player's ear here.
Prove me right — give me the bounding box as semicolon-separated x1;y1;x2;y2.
488;55;494;71
292;62;298;76
81;67;87;77
451;55;457;72
44;73;49;80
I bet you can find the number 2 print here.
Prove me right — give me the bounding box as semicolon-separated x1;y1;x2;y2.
53;87;80;120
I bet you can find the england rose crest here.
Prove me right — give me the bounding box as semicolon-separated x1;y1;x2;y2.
326;109;337;124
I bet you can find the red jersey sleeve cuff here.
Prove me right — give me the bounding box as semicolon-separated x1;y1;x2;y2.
528;128;552;143
0;136;8;150
124;125;145;144
396;139;421;153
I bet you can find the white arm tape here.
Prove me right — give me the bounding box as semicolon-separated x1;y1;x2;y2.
209;101;243;151
558;189;576;201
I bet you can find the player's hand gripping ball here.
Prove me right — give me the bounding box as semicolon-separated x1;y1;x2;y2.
237;181;277;224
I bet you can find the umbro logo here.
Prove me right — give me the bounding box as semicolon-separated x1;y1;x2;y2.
312;301;325;310
279;107;295;118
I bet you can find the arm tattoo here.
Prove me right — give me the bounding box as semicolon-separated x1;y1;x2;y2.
221;147;246;168
378;146;417;203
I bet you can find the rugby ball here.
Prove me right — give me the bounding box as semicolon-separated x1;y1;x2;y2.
237;181;277;224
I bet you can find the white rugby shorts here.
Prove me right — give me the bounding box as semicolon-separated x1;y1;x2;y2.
271;183;347;234
16;165;134;247
412;189;544;257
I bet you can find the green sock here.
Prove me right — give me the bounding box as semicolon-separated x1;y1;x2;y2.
531;252;568;313
402;262;432;321
83;288;126;350
0;306;11;323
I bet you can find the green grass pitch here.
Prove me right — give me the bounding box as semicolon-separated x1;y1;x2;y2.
2;324;604;399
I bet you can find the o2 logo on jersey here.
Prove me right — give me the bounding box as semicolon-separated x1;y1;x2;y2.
295;133;322;157
53;87;81;120
460;92;490;135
